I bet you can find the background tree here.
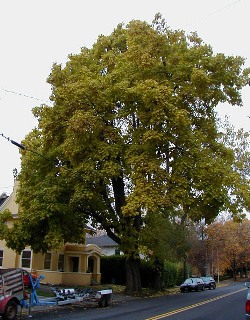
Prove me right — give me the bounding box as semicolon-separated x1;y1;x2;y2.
2;14;250;294
204;219;227;279
222;219;250;280
205;218;250;280
186;221;208;276
140;211;188;289
219;121;250;218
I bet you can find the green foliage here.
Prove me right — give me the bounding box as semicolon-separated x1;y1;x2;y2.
175;261;186;285
141;260;180;289
163;261;178;288
141;259;179;289
140;211;189;263
101;255;180;289
5;14;249;294
219;123;250;217
0;209;12;240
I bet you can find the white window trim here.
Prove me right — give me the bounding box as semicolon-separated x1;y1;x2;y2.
20;249;32;271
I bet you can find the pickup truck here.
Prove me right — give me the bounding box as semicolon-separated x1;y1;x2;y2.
0;268;27;320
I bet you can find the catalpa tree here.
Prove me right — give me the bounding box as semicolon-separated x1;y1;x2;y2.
4;14;249;293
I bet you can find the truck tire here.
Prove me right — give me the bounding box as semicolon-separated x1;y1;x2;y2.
3;300;17;320
98;296;106;308
105;294;111;307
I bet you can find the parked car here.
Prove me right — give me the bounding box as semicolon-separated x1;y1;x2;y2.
180;277;205;292
245;283;250;319
201;276;216;289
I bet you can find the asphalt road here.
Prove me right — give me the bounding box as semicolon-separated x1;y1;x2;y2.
19;281;247;320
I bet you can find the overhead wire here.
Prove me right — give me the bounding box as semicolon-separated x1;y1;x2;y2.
185;0;242;28
0;132;50;161
0;132;25;149
0;1;243;107
206;0;242;17
1;87;51;104
0;0;247;192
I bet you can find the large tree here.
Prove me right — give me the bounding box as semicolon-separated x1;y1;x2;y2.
3;14;250;293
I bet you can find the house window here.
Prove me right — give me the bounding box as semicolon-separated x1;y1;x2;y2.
88;256;94;273
115;249;120;255
70;257;79;272
0;250;3;266
21;250;31;268
58;254;64;272
44;253;52;270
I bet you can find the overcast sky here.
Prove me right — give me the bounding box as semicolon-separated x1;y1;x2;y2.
0;0;249;195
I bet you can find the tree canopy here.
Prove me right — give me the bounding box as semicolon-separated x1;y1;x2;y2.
189;218;250;280
2;14;249;293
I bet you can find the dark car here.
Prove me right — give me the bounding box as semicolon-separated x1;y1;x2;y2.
180;277;205;292
201;276;216;289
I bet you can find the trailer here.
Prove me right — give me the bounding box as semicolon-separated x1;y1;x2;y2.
51;286;112;308
0;268;112;319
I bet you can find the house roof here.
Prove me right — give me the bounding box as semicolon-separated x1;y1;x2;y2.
0;193;9;208
0;180;19;214
86;235;118;247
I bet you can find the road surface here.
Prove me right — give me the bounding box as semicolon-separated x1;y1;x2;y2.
20;281;247;320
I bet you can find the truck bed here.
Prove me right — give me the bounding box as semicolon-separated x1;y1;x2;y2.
0;268;25;300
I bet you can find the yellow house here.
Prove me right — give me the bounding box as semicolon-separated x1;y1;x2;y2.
0;180;102;286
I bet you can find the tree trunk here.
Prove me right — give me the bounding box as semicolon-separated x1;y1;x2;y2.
153;258;164;290
125;255;142;294
233;258;237;281
153;269;162;290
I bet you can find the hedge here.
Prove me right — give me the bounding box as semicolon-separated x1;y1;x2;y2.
101;255;180;288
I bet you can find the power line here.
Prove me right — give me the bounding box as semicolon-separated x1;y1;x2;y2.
207;0;242;17
0;132;25;149
0;132;50;161
1;88;51;104
185;0;242;28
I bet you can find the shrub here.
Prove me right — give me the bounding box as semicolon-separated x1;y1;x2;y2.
101;256;180;289
163;261;178;288
100;255;126;285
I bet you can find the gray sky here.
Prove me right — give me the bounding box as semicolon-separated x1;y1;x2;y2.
0;0;249;195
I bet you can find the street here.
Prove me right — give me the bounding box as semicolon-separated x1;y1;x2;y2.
19;281;247;320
